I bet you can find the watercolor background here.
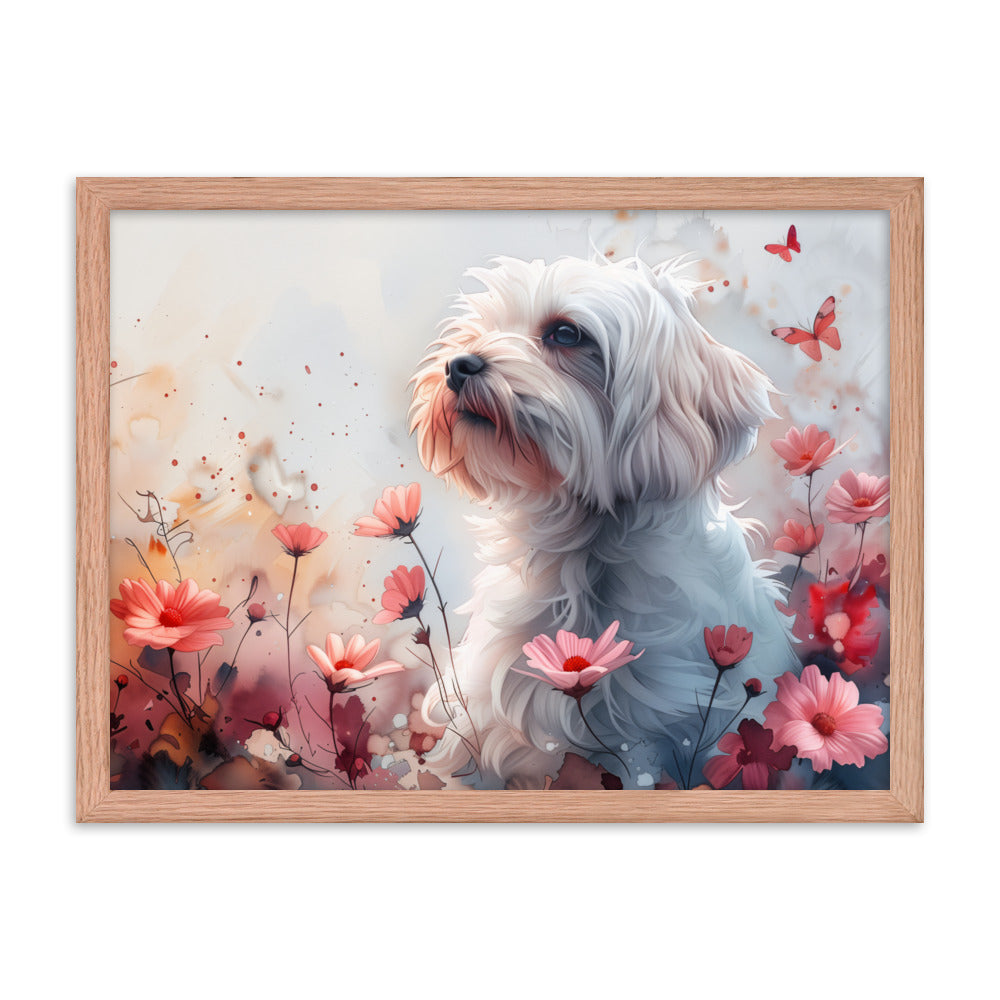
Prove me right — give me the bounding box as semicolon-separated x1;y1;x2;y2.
109;209;889;789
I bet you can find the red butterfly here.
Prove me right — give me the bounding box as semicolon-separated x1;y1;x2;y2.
772;296;841;362
765;225;801;262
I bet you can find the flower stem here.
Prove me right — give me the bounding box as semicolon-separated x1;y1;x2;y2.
407;532;481;752
167;647;192;726
686;670;723;789
849;520;869;587
575;694;631;777
328;690;354;789
284;555;312;752
789;555;804;594
806;473;824;583
217;621;254;696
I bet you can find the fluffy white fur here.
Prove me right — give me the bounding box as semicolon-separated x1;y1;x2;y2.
409;255;798;788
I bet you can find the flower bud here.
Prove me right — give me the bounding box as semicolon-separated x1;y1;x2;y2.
744;678;763;698
114;674;129;689
247;603;267;623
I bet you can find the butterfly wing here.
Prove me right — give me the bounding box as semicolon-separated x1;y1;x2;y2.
817;325;841;351
786;225;800;253
765;243;792;262
773;325;823;362
813;296;837;335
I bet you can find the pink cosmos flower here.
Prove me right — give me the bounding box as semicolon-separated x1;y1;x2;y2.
771;424;840;477
515;621;643;698
111;578;235;652
703;718;797;790
373;565;426;624
825;470;890;524
271;522;328;556
763;664;887;772
353;483;422;538
306;633;405;694
703;625;753;669
773;518;824;557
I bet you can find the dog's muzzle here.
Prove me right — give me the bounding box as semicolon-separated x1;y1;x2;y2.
445;353;486;394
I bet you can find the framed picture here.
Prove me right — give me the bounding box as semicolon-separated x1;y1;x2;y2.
77;177;923;822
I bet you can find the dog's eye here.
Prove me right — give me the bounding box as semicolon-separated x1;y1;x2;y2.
543;321;586;347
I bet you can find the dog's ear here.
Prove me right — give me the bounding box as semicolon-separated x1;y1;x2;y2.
608;264;775;503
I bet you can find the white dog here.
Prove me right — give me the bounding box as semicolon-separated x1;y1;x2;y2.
409;255;797;788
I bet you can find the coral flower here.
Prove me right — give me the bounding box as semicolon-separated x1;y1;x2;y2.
808;580;881;675
373;565;426;624
770;424;840;476
271;522;328;556
306;633;405;694
825;470;890;524
353;483;422;538
515;621;643;697
763;664;887;772
111;578;235;652
703;718;797;790
703;625;753;670
773;518;824;557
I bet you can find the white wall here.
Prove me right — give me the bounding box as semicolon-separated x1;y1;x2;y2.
2;2;985;997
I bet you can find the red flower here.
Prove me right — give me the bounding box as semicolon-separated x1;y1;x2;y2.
808;581;880;675
373;565;426;625
271;522;328;557
703;718;796;789
353;483;422;538
111;578;235;652
703;625;753;670
773;518;824;557
771;424;841;477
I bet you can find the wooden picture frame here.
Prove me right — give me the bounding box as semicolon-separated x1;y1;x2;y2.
77;177;923;822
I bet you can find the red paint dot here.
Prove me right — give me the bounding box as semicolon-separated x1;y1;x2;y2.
723;280;730;287
195;493;201;499
136;318;141;323
171;459;178;467
707;285;714;292
110;361;118;369
832;403;838;409
353;382;358;387
238;431;245;440
237;360;242;366
340;352;345;357
245;494;252;501
272;491;278;497
311;483;318;491
305;365;311;374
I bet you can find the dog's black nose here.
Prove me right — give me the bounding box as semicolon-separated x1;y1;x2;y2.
445;353;486;393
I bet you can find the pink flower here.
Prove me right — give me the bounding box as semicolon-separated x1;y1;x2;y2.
271;522;328;556
353;483;422;538
773;518;824;557
763;664;887;772
306;633;405;694
825;470;890;524
373;565;426;624
703;718;797;790
771;424;840;477
111;578;235;652
703;625;753;669
515;621;643;698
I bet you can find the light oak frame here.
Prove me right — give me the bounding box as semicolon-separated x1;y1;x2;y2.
77;177;923;822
